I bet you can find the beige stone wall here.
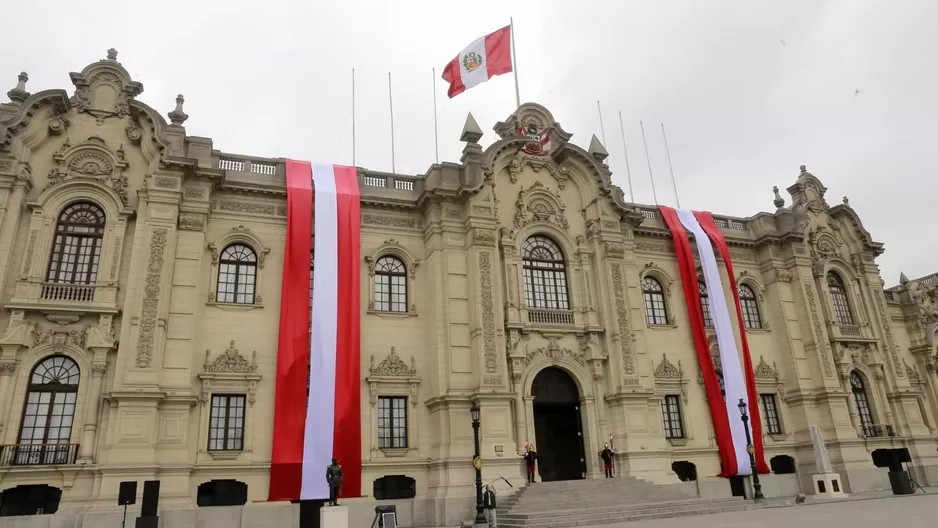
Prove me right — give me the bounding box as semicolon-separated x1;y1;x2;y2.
0;52;937;525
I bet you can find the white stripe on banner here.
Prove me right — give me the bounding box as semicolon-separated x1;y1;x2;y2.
301;164;339;499
676;209;753;476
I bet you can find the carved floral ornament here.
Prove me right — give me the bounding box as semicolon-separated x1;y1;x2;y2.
513;181;569;233
204;341;257;373
369;346;416;377
522;339;585;367
45;136;130;206
199;341;261;407
654;354;689;403
367;347;420;408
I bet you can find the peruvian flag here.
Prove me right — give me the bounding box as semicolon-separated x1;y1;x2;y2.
269;161;362;501
442;25;513;98
658;206;770;477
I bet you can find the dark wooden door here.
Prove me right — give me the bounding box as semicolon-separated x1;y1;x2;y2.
531;368;585;481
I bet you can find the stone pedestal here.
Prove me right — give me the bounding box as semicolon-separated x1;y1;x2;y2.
321;505;349;528
811;473;847;498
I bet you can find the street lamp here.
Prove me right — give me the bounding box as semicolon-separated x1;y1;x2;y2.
470;401;486;526
737;398;764;500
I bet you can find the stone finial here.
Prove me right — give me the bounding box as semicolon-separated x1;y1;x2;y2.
107;48;118;61
588;134;608;162
900;272;909;285
772;185;785;208
800;164;807;173
460;112;483;143
7;72;30;104
842;196;849;205
168;94;189;126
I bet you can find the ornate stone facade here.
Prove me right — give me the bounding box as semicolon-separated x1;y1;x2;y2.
0;52;936;526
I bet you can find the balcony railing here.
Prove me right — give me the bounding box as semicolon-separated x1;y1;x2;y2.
861;424;896;438
40;282;96;302
527;308;575;326
0;443;80;467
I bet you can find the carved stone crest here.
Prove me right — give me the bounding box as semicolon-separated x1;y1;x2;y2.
754;356;779;380
204;341;257;373
369;347;416;377
654;354;682;379
47;136;130;205
513;181;569;232
523;339;585;366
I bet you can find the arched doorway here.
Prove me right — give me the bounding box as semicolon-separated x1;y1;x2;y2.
531;367;585;481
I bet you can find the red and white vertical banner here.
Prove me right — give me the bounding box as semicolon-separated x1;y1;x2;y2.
269;161;362;501
658;206;770;477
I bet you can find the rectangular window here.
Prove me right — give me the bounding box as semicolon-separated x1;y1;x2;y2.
761;394;782;435
660;395;684;439
377;396;408;448
208;395;246;451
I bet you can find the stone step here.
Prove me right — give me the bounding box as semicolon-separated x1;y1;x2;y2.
502;497;743;519
497;500;760;528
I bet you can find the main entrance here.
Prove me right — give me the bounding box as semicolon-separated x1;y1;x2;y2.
531;367;586;481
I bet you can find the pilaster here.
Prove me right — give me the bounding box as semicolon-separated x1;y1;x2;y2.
0;161;31;300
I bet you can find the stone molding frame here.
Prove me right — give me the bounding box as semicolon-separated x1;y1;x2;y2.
822;262;867;326
639;262;678;328
364;239;419;317
365;347;420;458
197;341;261;461
206;225;270;310
752;356;790;440
653;354;691;446
737;271;771;332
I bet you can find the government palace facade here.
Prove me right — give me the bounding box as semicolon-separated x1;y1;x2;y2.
0;51;936;526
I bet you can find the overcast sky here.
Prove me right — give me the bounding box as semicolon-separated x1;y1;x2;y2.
2;0;935;285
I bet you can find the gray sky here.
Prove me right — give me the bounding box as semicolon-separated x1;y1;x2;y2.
2;0;935;285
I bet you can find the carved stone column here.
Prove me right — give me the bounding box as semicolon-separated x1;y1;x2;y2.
873;366;896;426
0;167;31;300
512;376;526;454
78;362;107;461
0;361;17;438
845;384;862;436
523;395;535;448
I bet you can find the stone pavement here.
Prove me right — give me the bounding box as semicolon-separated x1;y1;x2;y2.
580;493;935;528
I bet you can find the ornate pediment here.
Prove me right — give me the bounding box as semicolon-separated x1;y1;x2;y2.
69;49;143;121
369;347;416;377
513;181;569;233
523;339;585;366
754;356;780;380
204;341;257;374
46;136;130;205
654;354;682;379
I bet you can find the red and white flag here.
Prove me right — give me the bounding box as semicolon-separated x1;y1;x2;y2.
269;161;362;501
658;206;770;477
442;25;513;98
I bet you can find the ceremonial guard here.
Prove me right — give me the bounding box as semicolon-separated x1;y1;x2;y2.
523;444;538;484
599;442;615;478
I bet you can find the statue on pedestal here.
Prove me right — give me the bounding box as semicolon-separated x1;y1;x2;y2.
326;457;344;506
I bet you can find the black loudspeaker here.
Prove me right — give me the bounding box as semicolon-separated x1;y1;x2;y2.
298;500;324;528
896;447;911;463
118;481;137;506
888;470;914;495
134;517;159;528
140;480;160;517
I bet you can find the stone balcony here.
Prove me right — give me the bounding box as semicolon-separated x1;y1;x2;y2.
828;323;877;342
0;443;80;467
7;279;119;315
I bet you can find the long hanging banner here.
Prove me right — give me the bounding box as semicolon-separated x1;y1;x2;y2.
658;205;769;476
270;161;362;501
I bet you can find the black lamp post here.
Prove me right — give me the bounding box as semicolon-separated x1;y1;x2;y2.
737;398;764;500
470;401;486;526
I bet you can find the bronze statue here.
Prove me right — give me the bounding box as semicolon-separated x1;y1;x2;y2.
326;457;344;506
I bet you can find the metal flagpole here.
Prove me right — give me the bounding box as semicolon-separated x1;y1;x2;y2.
389;72;396;173
640;120;659;205
661;123;680;208
596;101;607;146
352;68;356;167
510;17;521;108
432;67;440;164
617;111;634;203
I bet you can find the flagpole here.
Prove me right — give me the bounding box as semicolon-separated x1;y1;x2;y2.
389;72;396;174
432;67;440;165
640;120;659;205
661;123;680;208
352;68;356;167
618;111;634;203
510;17;521;108
596;100;607;146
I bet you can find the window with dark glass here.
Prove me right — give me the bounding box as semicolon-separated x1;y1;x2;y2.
374;256;407;312
642;276;668;325
850;372;875;436
661;395;684;439
522;236;570;310
739;284;762;329
699;281;714;327
216;244;257;304
827;272;855;325
17;356;80;465
373;475;416;500
377;396;407;448
46;202;106;285
208;395;245;451
717;371;726;402
761;394;782;434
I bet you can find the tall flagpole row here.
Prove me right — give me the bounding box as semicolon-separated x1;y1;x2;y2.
389;72;396;174
661;123;680;208
640;120;659;205
597;100;607;147
617;111;634;203
510;17;521;108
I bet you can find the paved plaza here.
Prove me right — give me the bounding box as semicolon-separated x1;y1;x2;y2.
582;494;934;528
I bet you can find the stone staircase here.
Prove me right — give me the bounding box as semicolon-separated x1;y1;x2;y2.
495;477;762;528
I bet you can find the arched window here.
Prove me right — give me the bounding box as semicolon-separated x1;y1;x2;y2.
17;356;80;465
699;282;714;327
850;372;875;436
642;276;668;325
522;236;569;310
46;202;106;285
827;272;855;325
739;284;762;329
374;256;407;312
216;244;257;304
